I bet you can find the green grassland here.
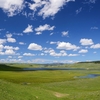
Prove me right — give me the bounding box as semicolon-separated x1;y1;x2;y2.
0;63;100;100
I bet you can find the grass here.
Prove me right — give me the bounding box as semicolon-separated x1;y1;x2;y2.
0;63;100;100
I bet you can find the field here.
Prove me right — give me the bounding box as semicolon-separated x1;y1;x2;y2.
0;63;100;100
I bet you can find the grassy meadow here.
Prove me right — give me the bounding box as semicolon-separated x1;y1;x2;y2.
0;63;100;100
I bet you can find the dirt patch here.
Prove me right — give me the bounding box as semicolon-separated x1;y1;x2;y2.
53;92;69;98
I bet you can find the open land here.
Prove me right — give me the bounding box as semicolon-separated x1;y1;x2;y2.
0;62;100;100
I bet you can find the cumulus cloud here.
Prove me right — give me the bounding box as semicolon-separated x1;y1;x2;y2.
62;31;69;36
0;50;16;55
78;49;88;53
57;42;80;51
49;50;67;57
90;43;100;49
0;39;6;44
29;0;75;19
4;46;19;50
0;0;24;16
80;38;94;46
7;38;16;43
44;48;67;57
35;24;55;32
0;45;19;55
6;33;12;38
28;43;42;50
38;0;75;19
5;49;15;55
23;24;33;33
23;53;35;56
29;0;46;11
6;33;16;43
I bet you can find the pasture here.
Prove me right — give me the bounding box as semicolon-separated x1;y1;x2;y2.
0;63;100;100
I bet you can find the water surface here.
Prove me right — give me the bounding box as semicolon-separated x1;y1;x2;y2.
23;67;85;71
78;74;100;78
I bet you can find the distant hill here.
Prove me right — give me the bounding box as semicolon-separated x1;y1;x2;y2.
78;61;100;64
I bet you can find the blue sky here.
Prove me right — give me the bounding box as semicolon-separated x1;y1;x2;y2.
0;0;100;63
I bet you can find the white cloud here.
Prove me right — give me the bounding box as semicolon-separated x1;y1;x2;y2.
44;48;67;57
62;31;69;36
19;42;26;45
18;56;23;58
0;0;24;16
23;53;35;56
28;43;42;50
6;33;12;38
36;32;42;35
50;32;53;35
0;28;5;31
35;24;55;32
50;50;67;57
4;46;19;50
0;45;4;51
43;48;53;53
0;45;19;55
50;41;57;44
68;54;79;56
89;0;96;3
80;38;94;46
23;24;33;33
7;37;16;43
90;44;100;49
6;33;16;43
79;49;88;53
76;7;82;14
13;33;23;36
0;52;4;55
57;42;80;51
31;58;49;63
91;27;98;30
7;58;23;63
5;49;15;55
29;0;46;11
8;56;12;58
14;47;19;50
40;53;45;56
0;47;19;55
38;0;75;19
0;39;6;44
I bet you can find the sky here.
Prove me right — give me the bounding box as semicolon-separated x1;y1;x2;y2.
0;0;100;63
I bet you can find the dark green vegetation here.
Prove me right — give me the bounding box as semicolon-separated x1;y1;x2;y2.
0;63;100;100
